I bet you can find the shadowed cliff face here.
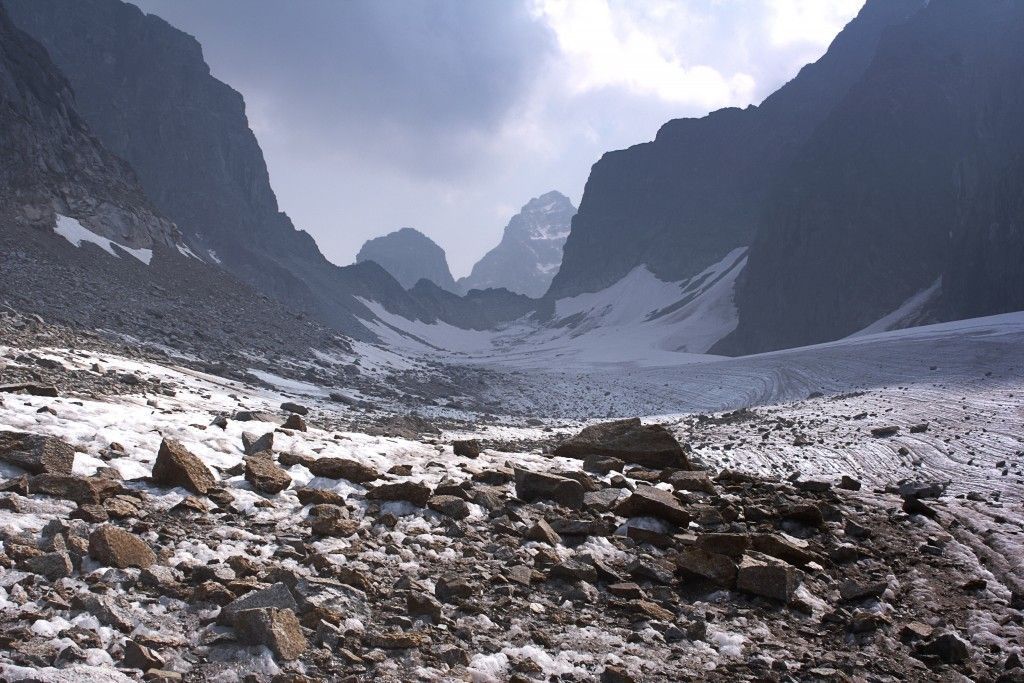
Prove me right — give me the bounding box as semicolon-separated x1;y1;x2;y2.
0;2;175;249
718;0;1024;355
458;191;576;298
357;228;458;293
547;0;926;301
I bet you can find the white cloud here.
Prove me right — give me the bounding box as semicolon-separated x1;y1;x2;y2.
531;0;756;108
766;0;865;47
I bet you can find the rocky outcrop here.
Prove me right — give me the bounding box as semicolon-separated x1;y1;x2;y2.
548;0;926;301
0;2;177;250
459;191;576;298
720;0;1024;353
357;227;458;292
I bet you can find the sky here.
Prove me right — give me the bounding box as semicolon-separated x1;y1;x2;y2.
131;0;864;277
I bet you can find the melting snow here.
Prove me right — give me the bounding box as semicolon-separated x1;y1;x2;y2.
54;214;153;265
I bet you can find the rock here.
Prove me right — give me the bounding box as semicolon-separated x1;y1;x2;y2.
407;591;443;622
915;631;970;664
780;503;824;527
305;457;380;483
899;481;945;500
282;414;307;431
675;547;737;586
899;621;934;642
308;504;358;536
280;401;308;415
366;481;432;507
525;519;562;546
151;438;216;495
795;479;832;493
663;470;715;494
838;475;862;491
627;599;675;622
28;473;120;504
435;576;475;603
750;534;817;568
0;383;58;397
245;453;292;494
550;559;598;583
736;553;803;602
615;487;690;527
870;425;899;437
241;431;274;455
695;533;750;558
366;631;425;649
452;439;481;457
844;519;871;539
295;487;347;506
607;582;646;600
235;607;308;660
367;414;440;439
839;579;888;602
514;468;585;509
0;431;75;474
88;525;156;568
122;640;165;670
220;582;298;625
426;494;470;520
582;454;625;474
23;551;73;580
903;497;938;518
585;488;625;513
601;665;637;683
553;418;688;469
909;423;930;434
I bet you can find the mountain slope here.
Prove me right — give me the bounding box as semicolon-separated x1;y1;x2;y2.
356;228;458;292
458;191;576;298
719;0;1024;354
548;0;925;300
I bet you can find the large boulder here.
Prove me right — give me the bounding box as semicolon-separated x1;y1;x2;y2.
553;418;688;469
514;468;585;509
88;525;156;568
151;438;216;494
0;431;75;474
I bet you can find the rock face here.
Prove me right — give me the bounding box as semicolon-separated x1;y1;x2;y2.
0;1;177;250
357;227;458;292
458;191;576;298
0;431;75;474
553;419;688;469
548;0;926;301
720;0;1024;354
151;438;216;494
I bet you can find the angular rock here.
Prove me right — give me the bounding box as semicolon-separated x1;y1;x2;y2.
553;418;688;469
366;481;432;507
152;438;216;495
514;468;585;509
736;552;803;602
220;582;298;625
675;548;737;586
296;487;347;506
696;533;750;558
664;470;715;494
0;431;75;474
583;454;625;474
280;402;309;416
29;473;120;504
282;414;307;432
452;439;481;458
915;631;970;663
23;551;73;580
750;534;817;568
241;431;274;456
426;494;470;520
525;519;562;546
305;457;380;483
88;525;156;568
235;607;308;660
615;486;690;527
244;453;291;494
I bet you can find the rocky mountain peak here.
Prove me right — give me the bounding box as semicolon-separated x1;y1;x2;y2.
356;227;458;292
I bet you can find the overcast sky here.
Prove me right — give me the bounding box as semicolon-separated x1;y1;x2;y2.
131;0;863;277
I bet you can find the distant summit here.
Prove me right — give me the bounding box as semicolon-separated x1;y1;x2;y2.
356;227;458;292
459;191;575;298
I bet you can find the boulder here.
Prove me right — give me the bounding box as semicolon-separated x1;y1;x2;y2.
736;552;803;602
282;414;307;431
151;438;216;494
452;439;481;458
29;473;121;504
366;481;432;507
88;525;156;568
280;402;308;416
553;418;688;469
0;431;75;474
244;454;292;494
514;468;585;509
615;487;690;527
306;457;380;483
664;470;715;494
241;431;274;456
676;548;737;586
235;607;307;660
220;582;297;625
525;519;562;546
426;494;470;520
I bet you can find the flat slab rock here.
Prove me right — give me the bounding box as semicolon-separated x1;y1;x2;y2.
0;431;76;475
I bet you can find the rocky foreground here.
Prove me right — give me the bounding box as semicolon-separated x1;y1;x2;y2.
1;319;1023;682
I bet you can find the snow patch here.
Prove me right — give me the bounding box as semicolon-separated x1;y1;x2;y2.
54;214;152;265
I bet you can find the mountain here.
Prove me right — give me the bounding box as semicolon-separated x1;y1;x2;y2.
718;0;1024;354
0;1;175;252
548;0;926;300
356;227;457;292
458;191;576;298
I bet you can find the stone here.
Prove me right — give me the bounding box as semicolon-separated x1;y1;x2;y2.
305;457;380;483
366;481;432;507
525;519;562;546
0;431;75;474
280;401;309;415
839;579;888;602
602;665;637;683
750;534;817;568
123;640;165;670
553;418;688;469
435;577;475;603
23;551;73;580
736;553;803;602
514;468;585;509
241;431;274;455
245;453;292;494
615;487;690;527
282;414;307;431
426;494;470;520
695;533;750;558
780;503;824;527
675;548;737;586
582;454;625;474
308;504;359;536
452;439;481;457
407;591;443;622
663;470;716;494
295;487;347;506
29;473;121;504
585;488;625;513
220;582;298;625
550;559;598;583
151;438;216;495
915;631;970;663
627;599;674;622
235;607;308;660
870;425;899;437
838;475;862;491
88;525;156;568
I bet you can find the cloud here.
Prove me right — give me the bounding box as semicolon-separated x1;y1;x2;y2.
766;0;865;47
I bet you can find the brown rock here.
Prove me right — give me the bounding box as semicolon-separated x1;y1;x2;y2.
514;468;585;509
235;607;308;660
305;457;380;483
736;552;802;602
89;525;156;568
29;473;120;504
553;418;688;469
295;487;347;506
452;439;481;457
241;431;274;456
615;486;690;527
152;439;216;495
675;548;737;586
525;519;562;546
366;480;432;507
245;453;292;494
426;494;470;519
0;431;75;474
282;414;307;432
